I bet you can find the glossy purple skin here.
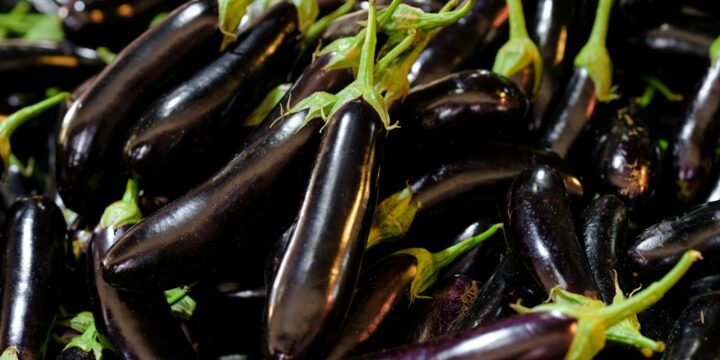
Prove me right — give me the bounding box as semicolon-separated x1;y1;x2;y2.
0;196;66;360
408;0;507;85
593;108;660;207
505;165;600;299
123;2;300;193
538;67;597;158
89;225;196;360
668;59;720;203
353;311;576;360
628;200;720;277
267;100;384;359
663;291;720;360
580;195;628;304
56;0;220;216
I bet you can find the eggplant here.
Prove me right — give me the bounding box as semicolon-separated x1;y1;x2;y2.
56;0;220;216
505;164;600;298
267;99;384;359
0;196;66;359
689;274;720;296
123;2;300;195
663;291;720;360
0;40;105;92
61;0;188;51
580;195;628;304
354;311;577;360
407;0;507;85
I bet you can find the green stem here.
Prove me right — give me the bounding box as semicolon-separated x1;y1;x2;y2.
507;0;528;39
376;32;414;73
636;85;656;109
121;178;139;205
710;35;720;64
597;250;701;326
99;178;142;230
433;223;501;269
606;327;665;353
304;0;355;42
166;286;192;306
0;92;69;138
586;0;612;48
356;0;378;87
416;0;474;30
640;75;682;102
378;0;402;25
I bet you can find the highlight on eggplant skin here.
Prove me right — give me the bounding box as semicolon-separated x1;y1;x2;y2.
662;291;720;360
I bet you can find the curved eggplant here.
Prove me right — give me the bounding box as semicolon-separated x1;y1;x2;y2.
0;196;66;359
580;195;628;304
505;164;600;298
123;2;300;194
663;291;720;360
56;0;220;216
267;99;383;359
689;274;720;296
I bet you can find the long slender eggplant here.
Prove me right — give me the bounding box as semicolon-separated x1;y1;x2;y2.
56;0;220;216
123;2;300;194
505;164;600;298
0;196;66;359
689;273;720;296
662;291;720;360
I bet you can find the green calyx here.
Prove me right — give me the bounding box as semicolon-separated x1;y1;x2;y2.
165;285;198;320
0;347;18;360
57;312;114;360
710;35;720;64
492;0;542;97
218;0;253;51
366;186;421;250
0;92;69;178
573;0;616;102
512;250;702;360
99;179;142;230
243;83;291;127
394;223;501;302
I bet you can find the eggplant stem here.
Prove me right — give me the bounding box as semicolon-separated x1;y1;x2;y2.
376;32;415;73
586;0;611;48
432;223;501;270
639;75;683;102
99;178;142;230
507;0;528;39
0;91;69;139
305;0;356;43
356;0;378;87
710;35;720;64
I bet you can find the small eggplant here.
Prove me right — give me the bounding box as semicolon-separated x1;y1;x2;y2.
505;164;600;298
663;291;720;360
0;196;66;359
56;0;220;216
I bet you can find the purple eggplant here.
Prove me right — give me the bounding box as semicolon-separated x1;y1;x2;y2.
505;164;600;298
0;196;66;359
663;291;720;360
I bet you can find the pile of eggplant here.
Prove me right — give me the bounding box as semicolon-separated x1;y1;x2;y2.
1;0;720;358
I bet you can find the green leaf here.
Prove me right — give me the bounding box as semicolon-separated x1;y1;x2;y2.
293;0;319;35
218;0;253;51
63;323;112;360
56;311;95;333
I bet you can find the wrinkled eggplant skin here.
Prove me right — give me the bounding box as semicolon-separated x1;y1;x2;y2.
580;195;628;304
408;0;507;85
666;59;720;203
123;3;300;195
56;0;220;216
267;100;384;359
0;196;66;360
505;165;600;298
89;225;196;360
62;0;188;51
0;40;105;92
628;200;720;277
354;311;576;360
593;108;660;207
663;291;720;360
326;254;418;359
538;67;597;158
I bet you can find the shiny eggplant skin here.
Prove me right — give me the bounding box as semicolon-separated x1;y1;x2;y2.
0;40;105;92
89;225;196;360
56;0;220;216
408;0;507;85
61;0;188;51
326;254;418;359
353;311;576;360
538;67;597;158
580;195;628;304
666;58;720;203
0;196;66;360
627;200;720;277
123;2;300;194
505;164;600;298
689;274;720;296
662;291;720;360
267;100;384;359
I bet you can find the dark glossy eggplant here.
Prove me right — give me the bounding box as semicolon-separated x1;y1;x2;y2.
580;195;628;304
123;2;300;194
505;164;600;298
354;311;576;360
56;0;220;216
89;224;197;360
592;107;660;207
267;100;383;359
662;291;720;360
665;58;720;203
407;0;507;85
627;200;720;277
0;196;66;359
0;40;105;92
689;274;720;296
